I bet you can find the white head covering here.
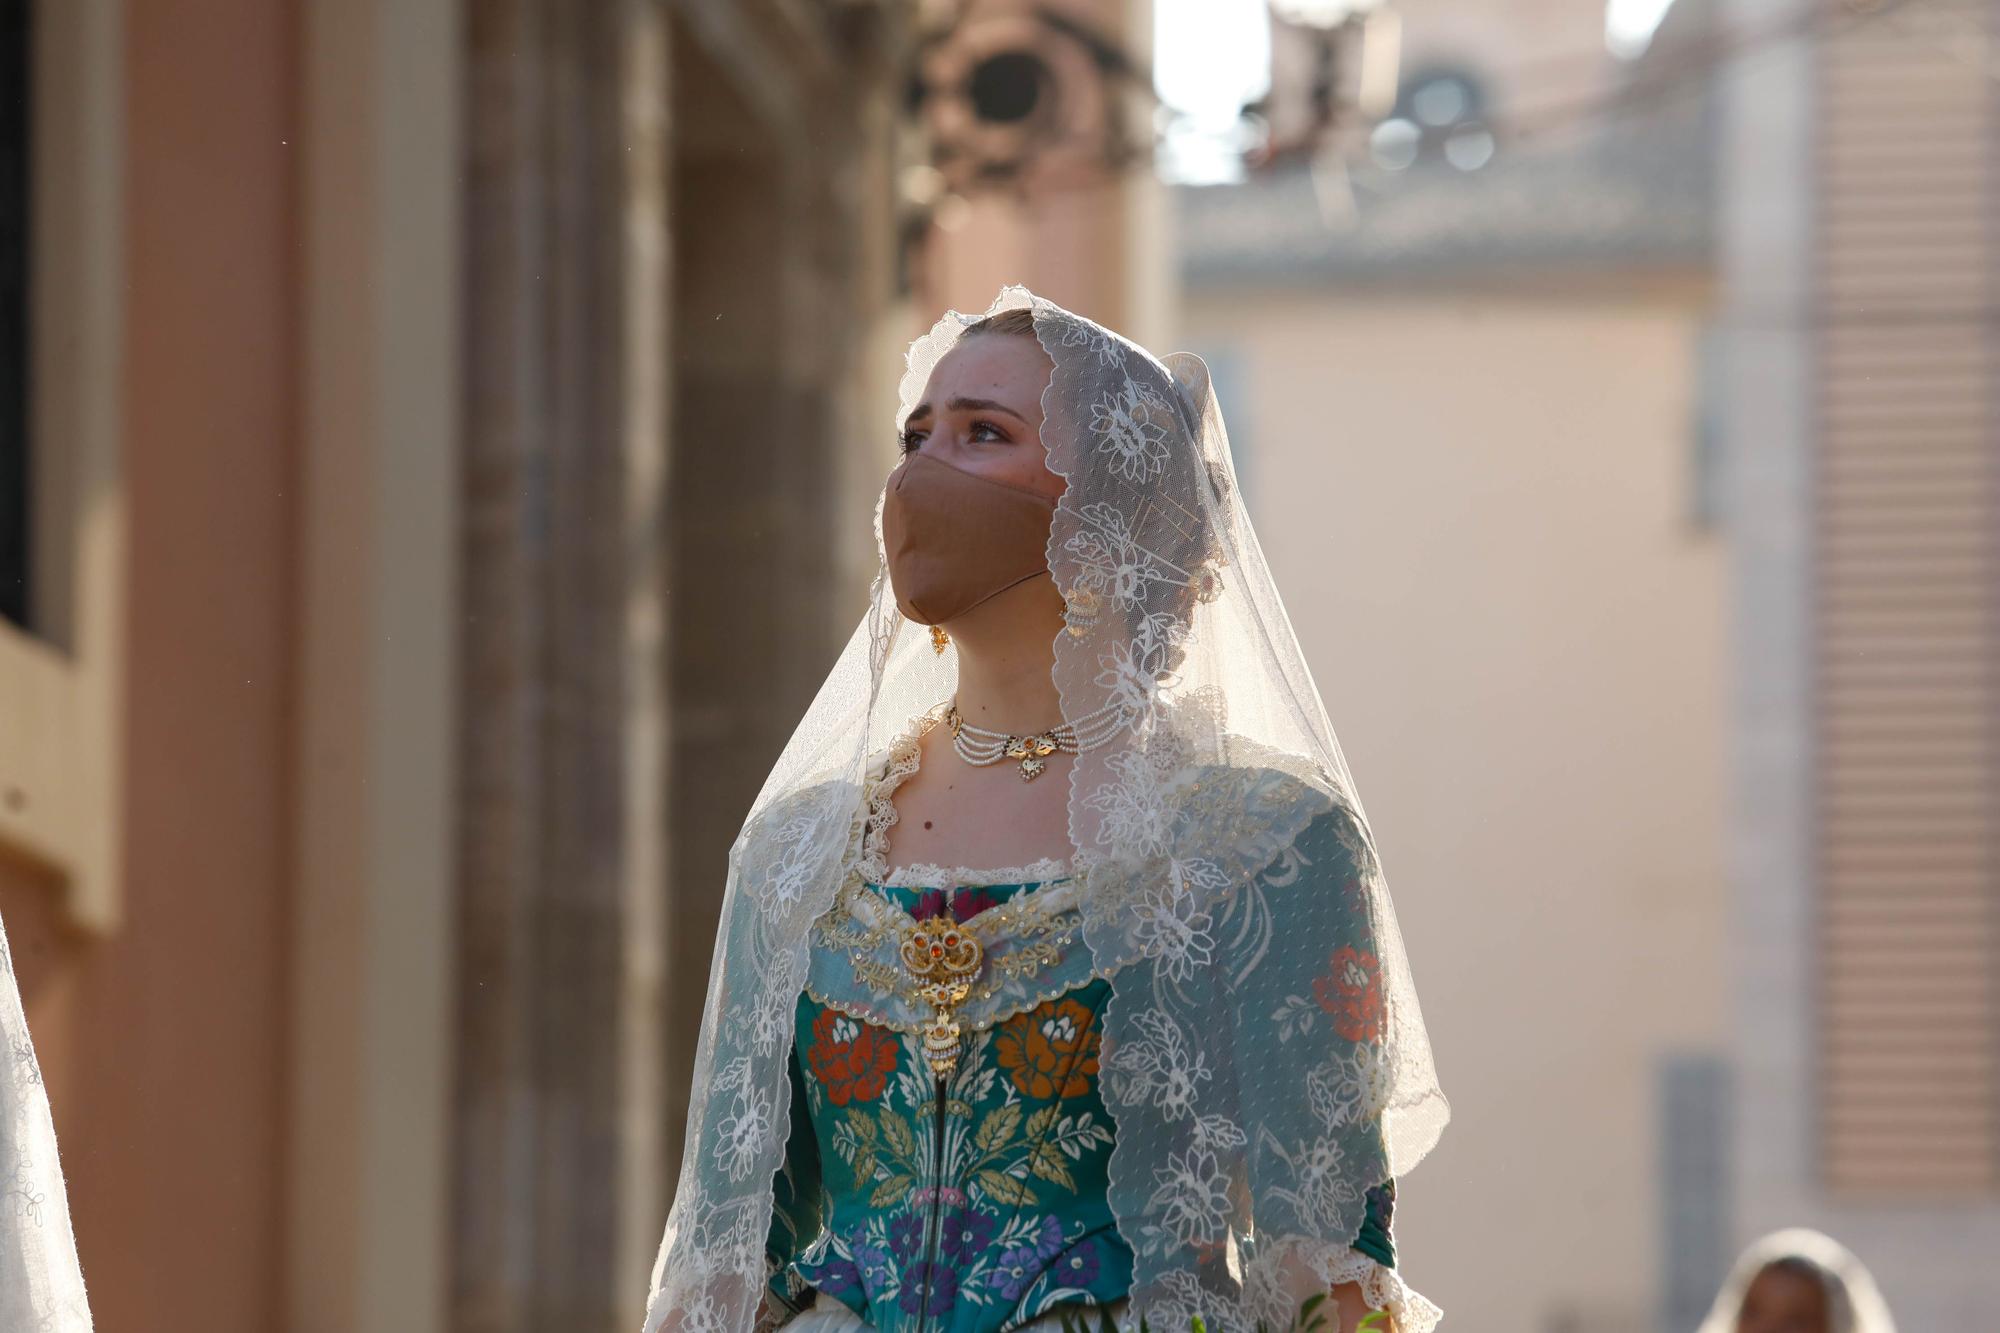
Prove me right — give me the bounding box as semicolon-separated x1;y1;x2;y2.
643;286;1448;1332
0;915;93;1330
1695;1229;1897;1333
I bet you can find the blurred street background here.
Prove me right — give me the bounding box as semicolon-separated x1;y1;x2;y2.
1;0;1996;1328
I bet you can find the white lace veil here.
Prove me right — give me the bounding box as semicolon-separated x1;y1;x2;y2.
0;916;93;1330
1694;1229;1898;1333
643;286;1447;1331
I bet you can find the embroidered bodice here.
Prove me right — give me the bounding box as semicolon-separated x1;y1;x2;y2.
757;745;1426;1333
767;872;1133;1331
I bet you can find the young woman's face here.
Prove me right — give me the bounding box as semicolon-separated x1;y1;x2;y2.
898;333;1062;502
1737;1264;1831;1333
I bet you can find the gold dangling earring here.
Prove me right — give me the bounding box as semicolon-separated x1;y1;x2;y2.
1063;588;1101;639
930;625;950;655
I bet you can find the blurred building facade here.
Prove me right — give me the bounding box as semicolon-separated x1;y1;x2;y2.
0;1;1166;1332
1719;0;2000;1325
1178;0;1726;1324
0;0;907;1329
1181;0;2000;1328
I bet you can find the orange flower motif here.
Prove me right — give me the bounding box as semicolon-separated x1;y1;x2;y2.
994;998;1101;1099
1313;945;1385;1042
805;1008;898;1105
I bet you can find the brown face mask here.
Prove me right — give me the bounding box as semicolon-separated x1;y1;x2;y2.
881;452;1058;625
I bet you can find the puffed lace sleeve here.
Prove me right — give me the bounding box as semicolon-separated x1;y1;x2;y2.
1228;804;1441;1333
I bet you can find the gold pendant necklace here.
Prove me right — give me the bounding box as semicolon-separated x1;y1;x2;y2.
899;917;985;1078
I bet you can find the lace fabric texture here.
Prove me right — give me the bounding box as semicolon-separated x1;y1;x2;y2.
0;916;93;1331
644;288;1448;1333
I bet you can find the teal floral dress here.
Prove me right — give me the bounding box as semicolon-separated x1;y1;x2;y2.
761;847;1407;1331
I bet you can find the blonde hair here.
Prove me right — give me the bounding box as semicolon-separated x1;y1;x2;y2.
962;306;1039;339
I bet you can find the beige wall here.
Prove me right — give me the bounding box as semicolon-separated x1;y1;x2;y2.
1183;291;1726;1331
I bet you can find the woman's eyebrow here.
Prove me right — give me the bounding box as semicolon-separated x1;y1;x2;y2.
902;396;1030;430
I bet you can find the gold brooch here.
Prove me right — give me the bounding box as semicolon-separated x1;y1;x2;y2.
900;918;985;1079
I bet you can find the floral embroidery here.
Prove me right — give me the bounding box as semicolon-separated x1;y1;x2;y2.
1147;1146;1230;1248
1319;1041;1394;1128
990;1216;1067;1300
712;1080;774;1182
1051;1238;1102;1288
1314;945;1386;1042
1089;379;1174;482
806;1008;899;1106
780;929;1125;1326
1102;1008;1211;1122
897;1261;957;1316
1130;880;1217;983
1057;312;1126;369
763;809;1413;1330
1082;748;1177;857
1093;613;1185;730
1065;501;1183;611
941;1205;994;1263
994;998;1101;1100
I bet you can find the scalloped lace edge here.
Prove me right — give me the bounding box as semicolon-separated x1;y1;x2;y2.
875;854;1074;888
1319;1248;1443;1333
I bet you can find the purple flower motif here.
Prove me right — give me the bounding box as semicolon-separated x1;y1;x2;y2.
897;1261;958;1316
1050;1239;1100;1287
911;888;950;921
941;1206;994;1263
889;1212;927;1259
989;1216;1072;1302
989;1246;1041;1302
850;1238;896;1300
808;1251;862;1295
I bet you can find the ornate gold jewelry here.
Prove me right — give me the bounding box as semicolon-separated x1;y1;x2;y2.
1063;587;1101;639
943;700;1121;782
930;624;950;655
900;918;984;1078
1005;733;1059;780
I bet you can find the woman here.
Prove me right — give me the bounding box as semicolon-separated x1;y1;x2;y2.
1696;1229;1897;1333
644;289;1448;1333
0;914;93;1330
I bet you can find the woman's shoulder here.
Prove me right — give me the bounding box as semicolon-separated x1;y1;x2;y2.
732;775;866;856
1170;747;1374;878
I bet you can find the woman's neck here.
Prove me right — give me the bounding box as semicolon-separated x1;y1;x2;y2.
942;576;1065;733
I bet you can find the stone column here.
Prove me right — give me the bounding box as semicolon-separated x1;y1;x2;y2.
455;2;670;1328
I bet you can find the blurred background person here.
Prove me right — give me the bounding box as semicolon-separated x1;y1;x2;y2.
1694;1229;1897;1333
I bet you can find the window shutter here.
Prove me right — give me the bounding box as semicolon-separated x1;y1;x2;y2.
1813;1;2000;1195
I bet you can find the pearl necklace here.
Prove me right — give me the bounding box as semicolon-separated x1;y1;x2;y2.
944;699;1124;781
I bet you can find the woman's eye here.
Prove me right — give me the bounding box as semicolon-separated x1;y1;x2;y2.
898;429;926;454
970;420;1007;442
